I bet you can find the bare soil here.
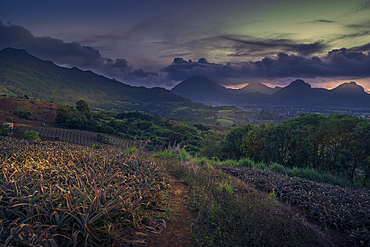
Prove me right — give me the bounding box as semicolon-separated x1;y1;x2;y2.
0;97;60;127
147;176;197;247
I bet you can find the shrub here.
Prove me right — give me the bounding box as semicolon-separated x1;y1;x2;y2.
0;124;12;137
5;117;13;122
24;130;41;141
13;106;33;119
236;158;254;168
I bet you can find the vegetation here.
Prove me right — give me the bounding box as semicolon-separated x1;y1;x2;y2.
219;113;370;187
154;152;332;246
0;137;166;246
54;100;222;154
96;133;111;144
5;117;13;122
13;106;33;119
220;165;370;246
24;130;41;141
197;157;353;188
0;124;12;137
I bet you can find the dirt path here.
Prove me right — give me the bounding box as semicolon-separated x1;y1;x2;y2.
147;176;197;247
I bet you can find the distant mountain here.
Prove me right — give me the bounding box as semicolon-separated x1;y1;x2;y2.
238;82;281;95
171;76;281;105
171;75;228;102
0;47;250;124
331;81;367;95
172;76;370;110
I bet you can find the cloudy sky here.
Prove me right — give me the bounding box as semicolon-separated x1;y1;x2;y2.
1;0;370;91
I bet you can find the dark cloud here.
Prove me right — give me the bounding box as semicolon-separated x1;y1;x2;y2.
173;57;188;64
312;19;336;23
220;35;327;56
131;68;159;78
162;49;370;83
0;21;104;69
161;58;236;81
349;42;370;52
198;58;208;64
353;1;370;12
0;21;34;43
0;21;159;87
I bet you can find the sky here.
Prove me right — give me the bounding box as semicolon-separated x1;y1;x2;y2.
1;0;370;92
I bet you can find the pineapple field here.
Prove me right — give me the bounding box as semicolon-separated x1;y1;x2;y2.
220;165;370;246
18;126;134;148
0;137;167;246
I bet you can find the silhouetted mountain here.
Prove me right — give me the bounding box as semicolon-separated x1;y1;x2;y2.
171;76;370;110
238;82;281;95
171;75;228;102
172;76;281;105
332;81;366;94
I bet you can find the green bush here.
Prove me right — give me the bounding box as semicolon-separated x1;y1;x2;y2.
0;124;12;137
5;117;13;122
13;106;33;119
236;158;254;167
24;130;41;141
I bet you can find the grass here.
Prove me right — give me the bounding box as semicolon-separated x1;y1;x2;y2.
155;158;332;246
197;157;354;189
152;147;353;189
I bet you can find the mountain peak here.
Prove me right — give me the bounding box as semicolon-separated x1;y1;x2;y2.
332;81;365;94
239;82;280;95
287;79;311;89
171;75;227;101
1;47;29;55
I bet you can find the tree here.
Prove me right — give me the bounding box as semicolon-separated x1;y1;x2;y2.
55;108;71;124
222;124;255;160
199;131;224;159
168;132;183;145
76;100;89;112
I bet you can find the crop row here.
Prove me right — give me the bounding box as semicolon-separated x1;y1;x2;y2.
0;137;165;246
20;126;134;147
220;165;370;246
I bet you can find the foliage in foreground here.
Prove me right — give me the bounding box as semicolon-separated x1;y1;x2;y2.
156;157;331;247
210;158;354;188
221;165;370;246
0;137;165;246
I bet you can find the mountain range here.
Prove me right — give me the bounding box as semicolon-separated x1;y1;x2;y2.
171;75;370;110
0;47;250;124
1;47;369;125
